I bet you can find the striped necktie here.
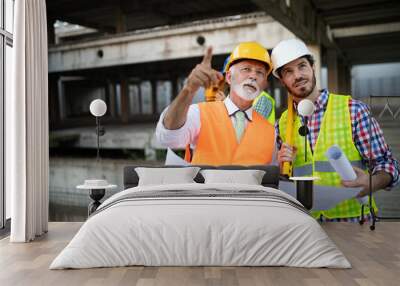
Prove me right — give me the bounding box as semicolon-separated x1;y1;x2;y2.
234;111;246;142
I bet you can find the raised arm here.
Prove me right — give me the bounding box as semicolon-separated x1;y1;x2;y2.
163;47;223;130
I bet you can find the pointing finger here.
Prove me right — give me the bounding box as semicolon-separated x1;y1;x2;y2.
201;46;213;67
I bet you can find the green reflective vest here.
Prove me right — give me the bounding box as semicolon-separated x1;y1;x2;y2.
279;94;377;219
253;91;275;125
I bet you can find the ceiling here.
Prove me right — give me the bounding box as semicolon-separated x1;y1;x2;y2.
46;0;400;65
313;0;400;64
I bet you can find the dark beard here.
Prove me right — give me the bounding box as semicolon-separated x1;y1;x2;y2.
285;73;316;99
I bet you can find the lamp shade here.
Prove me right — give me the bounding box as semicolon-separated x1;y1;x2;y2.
89;99;107;117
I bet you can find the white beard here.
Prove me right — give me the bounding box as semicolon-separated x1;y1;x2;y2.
231;79;260;101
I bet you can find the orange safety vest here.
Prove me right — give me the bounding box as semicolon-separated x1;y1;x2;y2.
185;101;275;165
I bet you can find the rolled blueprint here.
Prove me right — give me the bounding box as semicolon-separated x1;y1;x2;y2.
326;145;368;204
325;145;357;181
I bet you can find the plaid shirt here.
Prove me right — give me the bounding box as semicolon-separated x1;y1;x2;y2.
276;89;400;188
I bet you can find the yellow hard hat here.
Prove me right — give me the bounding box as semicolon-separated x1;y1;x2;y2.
224;42;272;76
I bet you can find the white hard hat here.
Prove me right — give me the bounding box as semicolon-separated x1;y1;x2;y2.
271;38;312;78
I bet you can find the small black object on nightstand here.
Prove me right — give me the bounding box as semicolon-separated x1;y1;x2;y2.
77;180;117;216
88;188;106;216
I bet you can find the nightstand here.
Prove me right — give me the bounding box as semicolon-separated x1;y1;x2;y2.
77;180;117;216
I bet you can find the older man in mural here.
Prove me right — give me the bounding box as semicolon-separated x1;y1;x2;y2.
156;42;275;165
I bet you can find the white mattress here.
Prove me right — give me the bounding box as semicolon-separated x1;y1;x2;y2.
50;183;351;269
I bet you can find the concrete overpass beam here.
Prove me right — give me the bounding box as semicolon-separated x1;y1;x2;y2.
250;0;336;48
48;15;296;73
251;0;316;42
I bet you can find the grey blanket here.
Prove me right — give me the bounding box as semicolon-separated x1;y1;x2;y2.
92;188;309;217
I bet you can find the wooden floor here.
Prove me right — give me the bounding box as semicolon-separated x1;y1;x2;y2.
0;222;399;286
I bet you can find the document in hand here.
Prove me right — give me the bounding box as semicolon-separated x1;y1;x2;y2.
165;148;190;166
279;180;362;211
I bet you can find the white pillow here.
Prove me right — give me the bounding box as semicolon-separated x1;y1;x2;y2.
200;169;266;185
135;167;201;186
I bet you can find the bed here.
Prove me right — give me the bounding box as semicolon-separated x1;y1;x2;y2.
50;165;350;269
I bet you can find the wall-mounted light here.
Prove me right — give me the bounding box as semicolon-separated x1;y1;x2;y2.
77;99;115;216
89;99;107;161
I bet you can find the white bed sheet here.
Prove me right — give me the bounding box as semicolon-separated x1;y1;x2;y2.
50;183;351;269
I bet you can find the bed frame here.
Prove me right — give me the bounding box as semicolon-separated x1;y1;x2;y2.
123;165;280;189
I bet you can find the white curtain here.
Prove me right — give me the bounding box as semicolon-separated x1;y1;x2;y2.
7;0;49;242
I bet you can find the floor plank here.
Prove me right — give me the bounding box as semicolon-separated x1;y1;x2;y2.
0;222;399;286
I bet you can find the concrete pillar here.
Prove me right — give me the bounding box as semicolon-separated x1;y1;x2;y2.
47;17;56;45
151;80;157;114
48;74;60;128
338;60;352;95
346;65;352;95
327;48;339;93
119;78;129;123
57;77;66;120
109;81;117;118
338;60;345;94
172;76;178;101
308;44;321;90
344;63;352;95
